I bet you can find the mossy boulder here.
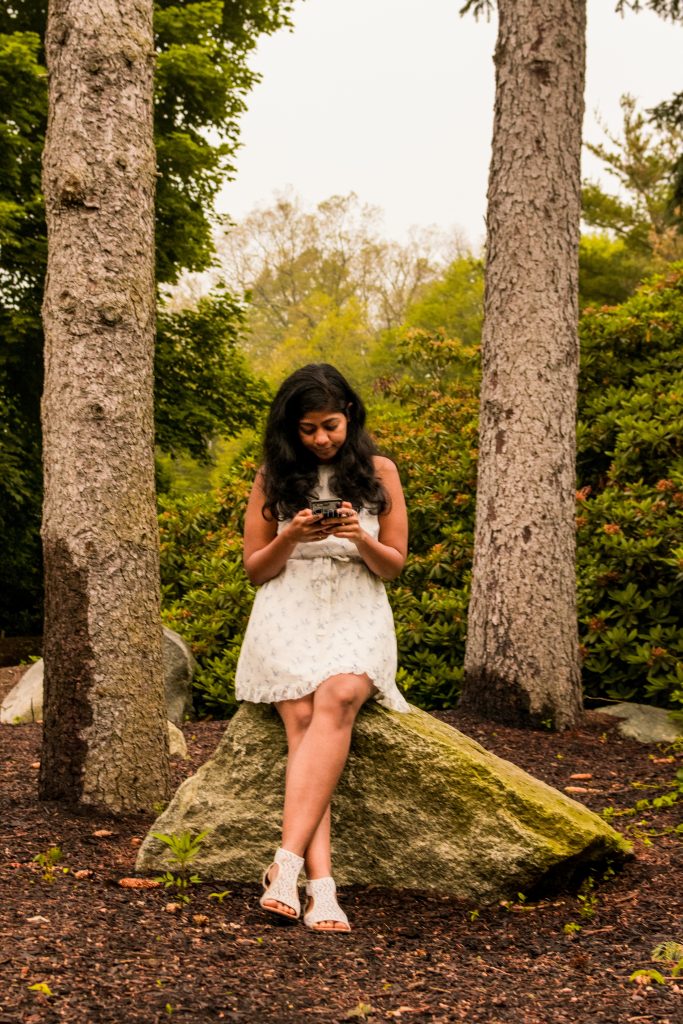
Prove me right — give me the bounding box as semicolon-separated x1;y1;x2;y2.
136;703;630;901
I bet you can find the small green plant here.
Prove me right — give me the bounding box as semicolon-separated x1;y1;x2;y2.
563;921;582;936
577;876;599;920
467;908;480;923
153;830;209;904
208;889;232;903
33;846;64;883
629;968;667;985
629;940;683;985
652;940;683;975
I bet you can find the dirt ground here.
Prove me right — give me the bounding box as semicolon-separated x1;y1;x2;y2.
1;667;681;1024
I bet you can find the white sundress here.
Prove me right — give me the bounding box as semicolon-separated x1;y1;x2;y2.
235;465;410;713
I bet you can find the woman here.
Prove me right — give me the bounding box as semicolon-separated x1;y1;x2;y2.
235;363;410;933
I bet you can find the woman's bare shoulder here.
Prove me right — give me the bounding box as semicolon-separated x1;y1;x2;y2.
372;454;399;477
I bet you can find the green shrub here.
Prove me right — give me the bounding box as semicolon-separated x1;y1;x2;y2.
160;267;683;716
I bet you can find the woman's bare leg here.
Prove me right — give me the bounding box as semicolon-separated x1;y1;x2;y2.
262;693;332;918
262;675;375;928
281;673;374;853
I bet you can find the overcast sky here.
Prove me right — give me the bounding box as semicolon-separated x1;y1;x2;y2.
216;0;683;250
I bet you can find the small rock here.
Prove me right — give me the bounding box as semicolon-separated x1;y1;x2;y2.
168;721;187;758
596;703;682;744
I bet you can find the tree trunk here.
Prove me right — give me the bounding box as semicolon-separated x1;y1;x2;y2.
40;0;170;811
460;0;586;730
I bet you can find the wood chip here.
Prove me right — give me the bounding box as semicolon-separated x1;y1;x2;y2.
569;773;593;780
118;877;160;889
91;830;114;838
564;786;588;793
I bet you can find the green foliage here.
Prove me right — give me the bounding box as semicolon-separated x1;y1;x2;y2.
159;459;258;714
578;234;651;309
155;289;270;463
33;845;64;883
152;829;209;902
582;95;683;270
400;256;484;345
161;268;683;717
576;267;683;708
217;191;454;387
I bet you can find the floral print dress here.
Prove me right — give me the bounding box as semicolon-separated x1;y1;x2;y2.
235;465;410;712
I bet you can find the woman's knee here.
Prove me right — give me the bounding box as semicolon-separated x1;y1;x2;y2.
276;695;314;737
313;674;372;723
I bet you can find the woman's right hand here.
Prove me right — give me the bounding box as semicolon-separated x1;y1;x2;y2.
283;509;326;544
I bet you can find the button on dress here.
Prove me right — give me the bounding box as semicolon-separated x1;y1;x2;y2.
235;465;410;712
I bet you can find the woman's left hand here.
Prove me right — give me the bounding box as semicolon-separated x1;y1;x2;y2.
323;501;365;545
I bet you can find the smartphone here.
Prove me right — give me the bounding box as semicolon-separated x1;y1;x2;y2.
310;499;343;519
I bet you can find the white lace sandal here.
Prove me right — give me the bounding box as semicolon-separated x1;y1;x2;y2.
259;847;304;922
303;876;351;933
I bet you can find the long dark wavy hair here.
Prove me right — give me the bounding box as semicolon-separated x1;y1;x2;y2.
262;364;389;520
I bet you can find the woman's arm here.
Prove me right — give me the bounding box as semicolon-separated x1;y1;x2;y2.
326;456;408;580
243;471;328;585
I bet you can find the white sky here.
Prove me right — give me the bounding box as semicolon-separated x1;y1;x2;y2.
216;0;683;251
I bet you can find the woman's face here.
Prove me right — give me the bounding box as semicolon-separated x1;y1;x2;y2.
297;407;348;461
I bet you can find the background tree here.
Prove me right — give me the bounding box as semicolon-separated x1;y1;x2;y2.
0;0;291;633
40;0;170;812
582;94;683;269
213;190;460;384
459;0;586;730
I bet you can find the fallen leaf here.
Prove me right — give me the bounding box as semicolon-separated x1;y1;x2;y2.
130;837;142;846
342;1003;375;1021
30;762;40;770
192;914;209;925
119;877;160;889
165;902;182;914
74;870;93;880
91;830;114;838
26;916;49;925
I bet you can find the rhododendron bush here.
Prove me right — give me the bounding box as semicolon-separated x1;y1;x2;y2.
159;268;683;716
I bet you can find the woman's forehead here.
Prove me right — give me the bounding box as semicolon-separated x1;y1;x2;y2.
298;408;342;424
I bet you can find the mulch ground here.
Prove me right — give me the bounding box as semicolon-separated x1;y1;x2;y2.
1;670;681;1024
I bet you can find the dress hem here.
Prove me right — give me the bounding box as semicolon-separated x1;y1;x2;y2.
236;670;410;714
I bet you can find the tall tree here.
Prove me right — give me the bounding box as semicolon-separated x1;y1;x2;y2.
0;1;293;633
40;0;170;811
460;0;585;729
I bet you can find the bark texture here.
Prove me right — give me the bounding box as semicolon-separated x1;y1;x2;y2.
40;0;170;811
461;0;586;730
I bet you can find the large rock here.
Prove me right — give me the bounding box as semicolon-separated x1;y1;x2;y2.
136;703;630;901
0;627;195;726
0;660;43;724
162;627;195;726
597;702;682;744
